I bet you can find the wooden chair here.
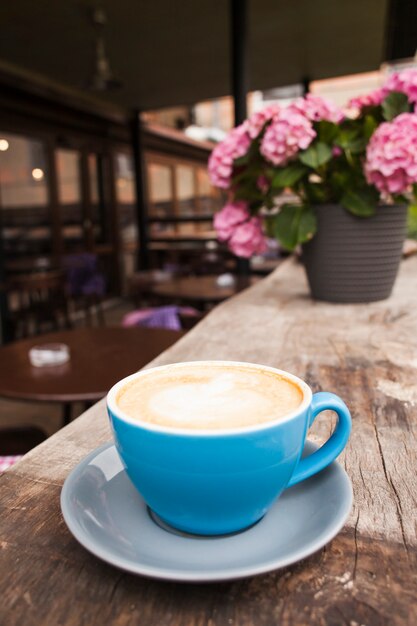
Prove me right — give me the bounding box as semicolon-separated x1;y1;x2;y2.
6;271;71;340
63;254;106;327
128;270;175;307
69;293;106;327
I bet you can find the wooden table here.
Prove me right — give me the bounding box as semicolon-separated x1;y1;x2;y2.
1;258;416;625
5;257;54;275
147;274;258;306
0;327;184;422
250;257;282;275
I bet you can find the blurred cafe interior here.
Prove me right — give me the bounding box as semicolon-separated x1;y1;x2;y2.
0;0;416;451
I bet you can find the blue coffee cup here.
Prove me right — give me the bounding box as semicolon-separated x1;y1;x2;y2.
107;361;351;536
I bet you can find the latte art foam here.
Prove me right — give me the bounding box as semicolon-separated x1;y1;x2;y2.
116;363;303;430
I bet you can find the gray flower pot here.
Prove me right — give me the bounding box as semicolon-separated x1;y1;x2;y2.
302;203;407;303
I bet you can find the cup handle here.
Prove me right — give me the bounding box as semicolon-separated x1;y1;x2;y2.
287;392;352;488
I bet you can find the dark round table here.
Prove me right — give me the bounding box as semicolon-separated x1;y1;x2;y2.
148;275;259;305
0;327;184;423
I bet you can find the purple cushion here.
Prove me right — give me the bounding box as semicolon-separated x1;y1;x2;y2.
122;306;199;331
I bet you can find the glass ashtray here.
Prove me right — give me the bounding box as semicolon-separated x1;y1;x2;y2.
29;343;70;367
216;273;236;288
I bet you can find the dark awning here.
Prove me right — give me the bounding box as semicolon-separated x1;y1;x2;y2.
0;0;389;110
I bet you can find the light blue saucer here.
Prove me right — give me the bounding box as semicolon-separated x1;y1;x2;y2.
61;442;353;582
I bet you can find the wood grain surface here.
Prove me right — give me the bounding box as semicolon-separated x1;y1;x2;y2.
1;257;416;626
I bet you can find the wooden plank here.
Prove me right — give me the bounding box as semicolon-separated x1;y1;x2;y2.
1;256;417;625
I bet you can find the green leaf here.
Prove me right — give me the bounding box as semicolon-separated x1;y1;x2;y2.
305;183;329;204
346;137;367;154
298;206;317;244
335;128;360;150
273;204;317;251
233;153;250;167
299;142;332;169
264;215;277;238
233;184;262;202
271;163;308;189
341;189;377;217
363;114;378;140
274;206;299;250
316;120;339;144
382;91;411;121
407;203;417;239
330;170;353;194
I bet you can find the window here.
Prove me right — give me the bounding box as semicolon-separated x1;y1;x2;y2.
176;165;196;217
115;152;137;245
56;149;84;251
197;168;221;214
148;162;174;219
146;154;219;239
89;153;111;245
148;160;176;237
0;132;51;259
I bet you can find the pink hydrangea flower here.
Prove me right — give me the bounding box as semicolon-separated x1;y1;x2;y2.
290;94;344;123
332;146;343;157
384;69;417;103
260;108;316;166
246;105;280;139
213;201;249;241
208;124;251;189
347;88;386;111
365;113;417;194
228;217;267;258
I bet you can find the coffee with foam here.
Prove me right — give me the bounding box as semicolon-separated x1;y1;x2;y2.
116;363;303;430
